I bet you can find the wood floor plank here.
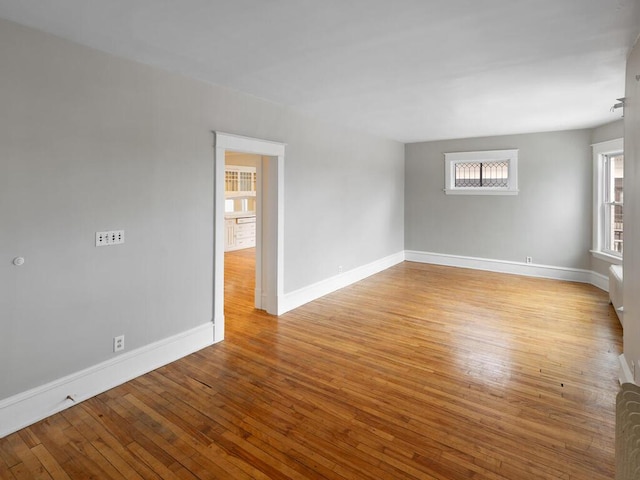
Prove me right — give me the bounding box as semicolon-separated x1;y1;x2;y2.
3;434;52;480
0;436;21;471
0;460;15;480
58;423;127;480
0;249;622;479
17;430;40;450
29;445;71;480
146;367;347;479
128;376;312;479
107;392;258;479
126;441;191;480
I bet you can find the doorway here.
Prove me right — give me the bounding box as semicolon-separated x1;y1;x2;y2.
224;151;260;321
213;132;285;343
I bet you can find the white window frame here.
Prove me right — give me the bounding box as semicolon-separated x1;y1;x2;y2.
591;138;623;264
444;149;519;195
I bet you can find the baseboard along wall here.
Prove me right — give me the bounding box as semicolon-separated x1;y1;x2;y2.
0;322;215;438
405;250;609;292
277;251;406;315
1;250;613;438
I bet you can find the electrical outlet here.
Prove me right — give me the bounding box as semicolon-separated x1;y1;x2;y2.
113;335;125;352
96;230;125;247
526;256;533;264
338;265;343;274
96;231;107;246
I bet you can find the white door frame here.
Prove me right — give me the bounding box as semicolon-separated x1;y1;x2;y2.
213;132;285;342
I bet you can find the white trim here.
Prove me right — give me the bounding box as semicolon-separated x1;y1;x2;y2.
444;149;519;195
0;323;214;439
443;189;519;196
405;250;606;290
215;132;285;156
592;138;624;258
590;249;623;265
254;158;264;310
619;354;635;385
278;251;405;315
213;141;226;341
275;250;609;314
590;138;624;150
590;271;609;292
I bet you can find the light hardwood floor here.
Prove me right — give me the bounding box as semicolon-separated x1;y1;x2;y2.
0;249;623;479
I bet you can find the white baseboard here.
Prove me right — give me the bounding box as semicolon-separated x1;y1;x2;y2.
214;314;225;343
590;271;609;292
405;250;607;291
619;354;635;385
278;251;405;314
279;250;608;315
0;322;215;438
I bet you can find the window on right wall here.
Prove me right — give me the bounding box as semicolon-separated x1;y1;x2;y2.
592;138;624;262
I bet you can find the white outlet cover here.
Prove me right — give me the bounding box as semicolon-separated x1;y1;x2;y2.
96;230;125;247
113;335;125;352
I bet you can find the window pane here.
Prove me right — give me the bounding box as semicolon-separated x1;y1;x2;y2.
454;160;509;188
481;161;509;188
454;162;481;187
445;150;518;195
605;153;624;254
607;204;623;254
613;154;624;202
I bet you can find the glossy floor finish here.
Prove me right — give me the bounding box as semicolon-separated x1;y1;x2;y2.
0;250;623;479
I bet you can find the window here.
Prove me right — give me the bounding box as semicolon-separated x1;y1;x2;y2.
445;149;519;195
604;153;624;254
592;139;624;261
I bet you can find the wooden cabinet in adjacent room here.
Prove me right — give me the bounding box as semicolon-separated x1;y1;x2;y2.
224;165;257;252
225;216;256;251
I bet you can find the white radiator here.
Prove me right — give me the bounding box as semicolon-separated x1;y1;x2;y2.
609;265;624;326
617;383;640;480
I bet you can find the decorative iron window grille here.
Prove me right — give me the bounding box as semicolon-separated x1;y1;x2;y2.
454;161;509;188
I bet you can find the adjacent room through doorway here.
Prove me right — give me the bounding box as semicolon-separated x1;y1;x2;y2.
224;152;261;319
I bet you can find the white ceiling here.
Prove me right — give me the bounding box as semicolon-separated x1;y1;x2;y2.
0;0;638;143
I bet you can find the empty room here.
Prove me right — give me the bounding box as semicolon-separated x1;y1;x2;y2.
1;1;640;479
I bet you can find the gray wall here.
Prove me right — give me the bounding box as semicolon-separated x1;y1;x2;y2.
405;130;592;269
623;41;640;378
591;119;624;145
0;19;404;400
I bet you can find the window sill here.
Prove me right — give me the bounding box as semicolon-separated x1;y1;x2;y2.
444;189;519;196
590;250;622;264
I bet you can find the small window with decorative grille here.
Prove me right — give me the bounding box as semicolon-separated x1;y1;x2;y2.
444;149;518;195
